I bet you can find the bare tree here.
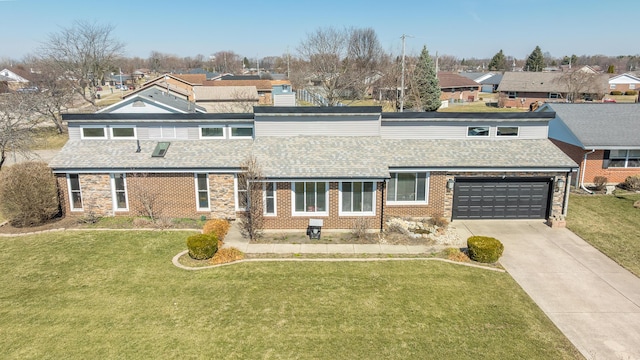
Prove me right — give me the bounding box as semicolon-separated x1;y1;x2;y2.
128;173;162;221
28;58;75;133
0;93;41;170
211;51;243;74
554;71;608;102
296;27;386;106
40;20;125;107
237;156;264;241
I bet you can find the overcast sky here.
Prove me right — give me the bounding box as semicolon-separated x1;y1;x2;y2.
2;0;638;61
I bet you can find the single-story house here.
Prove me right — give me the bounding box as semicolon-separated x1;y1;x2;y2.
542;103;640;187
608;73;640;94
437;72;481;102
458;72;503;93
49;107;577;230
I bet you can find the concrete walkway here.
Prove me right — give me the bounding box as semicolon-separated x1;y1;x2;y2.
456;220;640;360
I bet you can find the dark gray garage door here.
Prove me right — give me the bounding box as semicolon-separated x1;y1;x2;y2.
452;178;552;219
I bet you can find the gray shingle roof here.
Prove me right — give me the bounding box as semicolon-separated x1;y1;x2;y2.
545;103;640;147
498;72;609;93
49;140;252;171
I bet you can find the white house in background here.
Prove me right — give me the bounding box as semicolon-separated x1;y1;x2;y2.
608;73;640;94
0;68;30;83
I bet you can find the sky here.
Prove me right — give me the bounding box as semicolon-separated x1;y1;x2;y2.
2;0;640;62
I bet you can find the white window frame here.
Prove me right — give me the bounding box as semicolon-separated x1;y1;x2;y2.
199;125;226;139
110;173;129;211
66;174;83;211
195;173;210;211
339;181;376;216
467;126;490;137
263;182;277;216
387;171;430;205
496;126;519;137
507;91;517;99
610;84;616;89
109;125;137;139
631;84;636;90
234;174;247;211
80;126;107;139
548;92;561;99
610;150;640;168
291;181;329;216
229;125;254;139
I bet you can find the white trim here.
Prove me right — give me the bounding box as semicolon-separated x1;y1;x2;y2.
338;181;376;216
110;173;129;212
291;181;329;216
466;125;490;137
52;168;242;174
263;182;277;216
199;125;226;139
229;124;254;139
66;174;83;211
109;125;137;139
234;174;246;211
386;171;430;205
496;126;519;137
194;173;211;211
80;126;107;139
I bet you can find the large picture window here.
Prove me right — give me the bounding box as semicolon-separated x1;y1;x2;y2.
340;182;375;215
292;182;327;215
195;173;210;210
67;174;83;211
387;172;429;204
111;173;128;211
609;150;640;168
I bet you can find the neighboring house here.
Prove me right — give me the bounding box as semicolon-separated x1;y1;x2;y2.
135;74;201;101
98;87;206;114
272;84;295;106
49;107;577;229
0;67;33;91
608;73;640;94
497;71;609;109
437;72;481;102
459;72;503;93
192;86;259;113
543;103;640;187
203;79;276;104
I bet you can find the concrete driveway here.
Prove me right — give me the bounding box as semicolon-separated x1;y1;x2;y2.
455;220;640;360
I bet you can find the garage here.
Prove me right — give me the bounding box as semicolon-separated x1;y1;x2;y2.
452;177;552;219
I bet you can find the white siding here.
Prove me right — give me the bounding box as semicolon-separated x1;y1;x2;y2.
255;115;380;137
109;103;173;113
68;126;82;140
273;94;296;107
381;121;548;139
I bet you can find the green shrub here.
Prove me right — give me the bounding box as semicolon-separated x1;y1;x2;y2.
620;175;640;190
467;236;504;263
610;90;623;95
0;161;60;227
186;234;218;260
625;90;638;96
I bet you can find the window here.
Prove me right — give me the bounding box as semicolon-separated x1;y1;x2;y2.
151;142;170;157
340;182;375;215
610;84;616;89
235;175;247;211
549;92;561;99
81;127;106;139
467;126;489;137
508;91;517;99
264;182;276;215
200;126;224;138
67;174;83;211
110;126;136;139
111;173;128;211
387;172;429;203
497;126;519;136
631;84;636;90
195;173;210;210
292;182;327;215
609;150;640;168
230;126;253;138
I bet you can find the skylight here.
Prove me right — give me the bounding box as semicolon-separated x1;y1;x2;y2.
151;142;170;157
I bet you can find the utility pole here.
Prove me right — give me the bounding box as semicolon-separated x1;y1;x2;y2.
399;34;412;112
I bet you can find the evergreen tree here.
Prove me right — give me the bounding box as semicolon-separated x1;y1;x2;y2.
607;65;615;73
413;45;441;111
525;46;545;72
488;50;507;71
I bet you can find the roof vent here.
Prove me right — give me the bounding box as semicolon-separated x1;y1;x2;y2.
151;142;170;157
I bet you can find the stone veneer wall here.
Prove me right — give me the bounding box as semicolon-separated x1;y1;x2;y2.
209;174;236;220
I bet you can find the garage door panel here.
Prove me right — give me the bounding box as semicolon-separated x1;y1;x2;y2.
452;178;551;219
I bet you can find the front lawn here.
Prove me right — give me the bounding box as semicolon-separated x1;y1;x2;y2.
567;192;640;276
0;231;580;359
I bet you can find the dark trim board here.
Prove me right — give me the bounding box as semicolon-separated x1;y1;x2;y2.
452;177;552;219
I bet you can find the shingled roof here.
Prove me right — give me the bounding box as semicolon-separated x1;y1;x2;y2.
437;72;480;89
498;72;609;93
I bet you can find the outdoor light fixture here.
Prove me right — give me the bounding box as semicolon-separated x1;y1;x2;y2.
446;178;455;192
555;178;565;193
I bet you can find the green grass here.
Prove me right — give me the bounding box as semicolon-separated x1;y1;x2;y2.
0;231;580;359
567;192;640;276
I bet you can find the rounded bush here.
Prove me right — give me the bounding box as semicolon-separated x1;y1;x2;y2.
625;90;638;96
467;236;504;263
202;219;231;241
186;234;218;260
610;90;623;95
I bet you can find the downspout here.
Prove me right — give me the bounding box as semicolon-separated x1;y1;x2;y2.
380;180;386;233
580;149;596;194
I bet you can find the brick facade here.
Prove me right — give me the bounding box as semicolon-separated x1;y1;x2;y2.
551;139;640;185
